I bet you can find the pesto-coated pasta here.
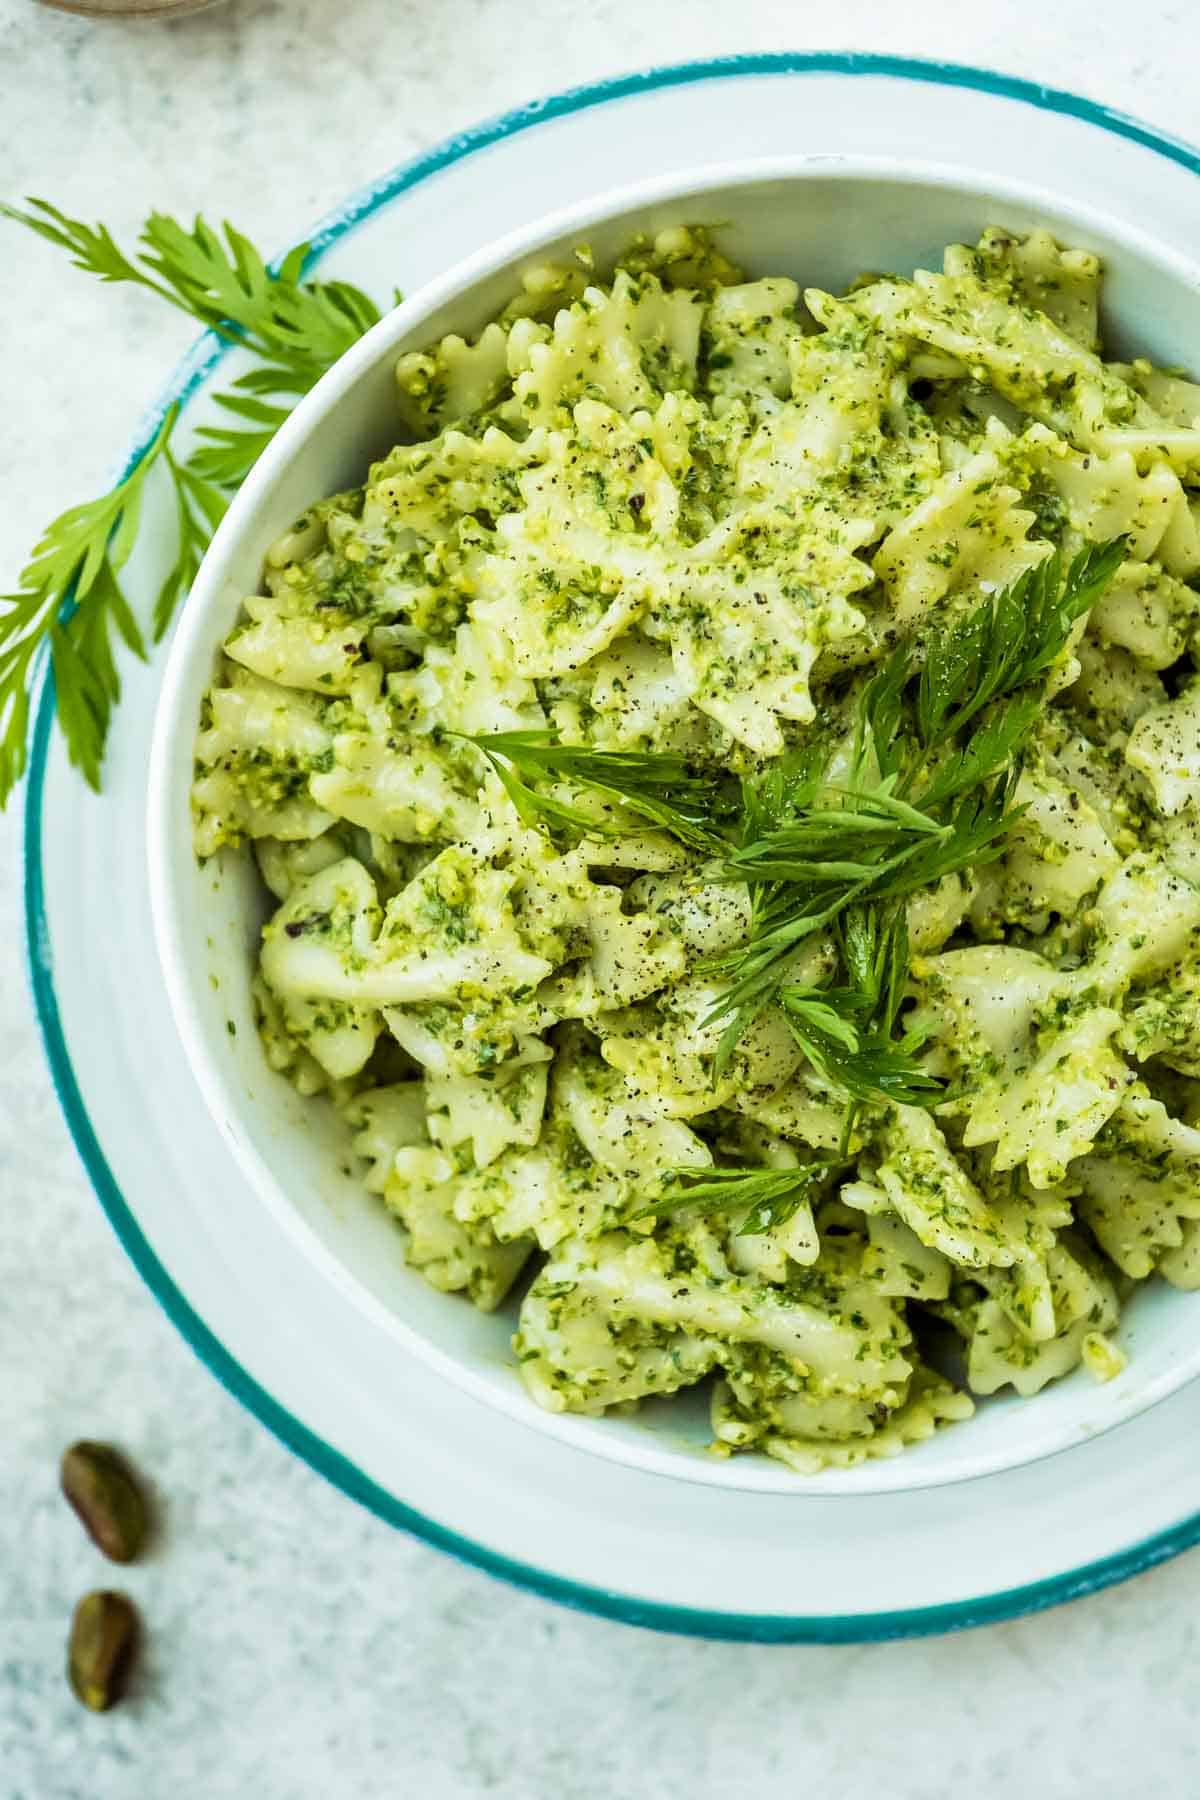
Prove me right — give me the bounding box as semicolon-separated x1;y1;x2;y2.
194;224;1200;1471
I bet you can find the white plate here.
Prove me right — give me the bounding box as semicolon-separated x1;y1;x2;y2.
26;54;1200;1638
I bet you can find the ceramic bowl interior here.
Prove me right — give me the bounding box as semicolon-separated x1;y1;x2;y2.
149;157;1200;1494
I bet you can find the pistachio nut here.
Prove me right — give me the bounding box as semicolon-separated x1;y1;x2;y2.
60;1441;148;1564
67;1591;139;1712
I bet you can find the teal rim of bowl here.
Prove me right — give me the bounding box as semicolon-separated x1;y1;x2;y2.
22;52;1200;1643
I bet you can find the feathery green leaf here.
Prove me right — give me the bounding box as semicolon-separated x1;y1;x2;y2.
1;203;387;802
462;731;740;853
635;1158;840;1235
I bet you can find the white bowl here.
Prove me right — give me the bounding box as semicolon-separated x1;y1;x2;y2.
148;155;1200;1495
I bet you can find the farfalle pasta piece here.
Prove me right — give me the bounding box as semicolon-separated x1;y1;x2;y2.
1074;1090;1200;1277
951;226;1101;350
1086;559;1200;669
872;439;1051;628
225;590;379;699
192;663;338;852
872;1106;1029;1268
1126;679;1200;815
516;1221;913;1421
309;732;485;843
425;1052;551;1171
385;1145;534;1310
959;1238;1119;1397
507;269;705;428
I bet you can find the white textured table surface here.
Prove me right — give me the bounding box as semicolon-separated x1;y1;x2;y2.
5;3;1200;1794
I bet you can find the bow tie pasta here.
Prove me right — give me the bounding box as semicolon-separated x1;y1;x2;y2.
194;223;1200;1474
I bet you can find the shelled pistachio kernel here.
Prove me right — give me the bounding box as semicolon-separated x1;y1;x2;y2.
67;1591;139;1713
60;1442;148;1564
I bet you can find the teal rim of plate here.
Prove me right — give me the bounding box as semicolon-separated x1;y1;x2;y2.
22;51;1200;1643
